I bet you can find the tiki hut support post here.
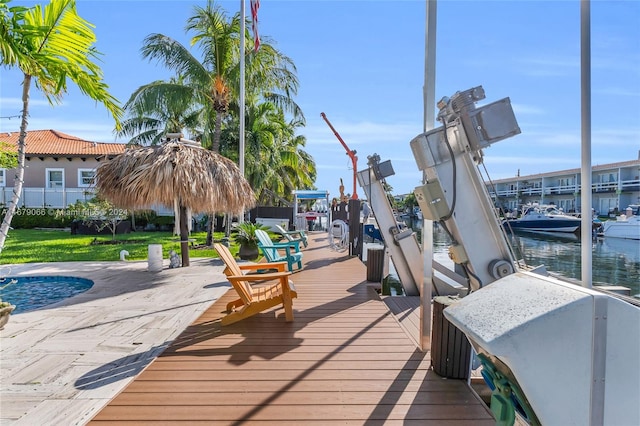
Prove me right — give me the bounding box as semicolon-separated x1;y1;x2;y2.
179;204;190;267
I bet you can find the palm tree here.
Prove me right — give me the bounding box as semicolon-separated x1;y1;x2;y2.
116;76;202;146
222;102;316;205
185;1;241;153
140;1;302;153
0;0;122;255
244;39;304;125
138;0;303;244
139;2;239;153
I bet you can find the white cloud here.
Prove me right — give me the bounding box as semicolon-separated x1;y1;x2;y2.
304;119;420;147
515;55;579;77
594;87;640;98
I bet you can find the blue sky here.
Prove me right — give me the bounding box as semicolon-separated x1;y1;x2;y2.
1;0;639;197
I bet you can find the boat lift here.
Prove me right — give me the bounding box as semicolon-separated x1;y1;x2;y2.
357;155;422;296
320;112;358;200
408;86;640;425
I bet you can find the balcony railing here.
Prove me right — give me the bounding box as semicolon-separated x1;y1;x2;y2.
488;177;640;198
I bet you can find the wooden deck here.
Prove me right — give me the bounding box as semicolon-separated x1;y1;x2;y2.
89;233;493;425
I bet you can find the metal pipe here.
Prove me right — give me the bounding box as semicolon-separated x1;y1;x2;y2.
580;0;592;288
420;0;437;352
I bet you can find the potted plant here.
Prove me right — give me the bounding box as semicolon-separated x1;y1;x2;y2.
232;222;270;261
0;298;15;330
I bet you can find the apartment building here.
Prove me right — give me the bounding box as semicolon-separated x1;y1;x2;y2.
486;158;640;215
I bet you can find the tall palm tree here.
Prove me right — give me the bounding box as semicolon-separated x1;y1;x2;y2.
138;0;303;244
185;1;240;153
0;0;122;255
140;1;302;153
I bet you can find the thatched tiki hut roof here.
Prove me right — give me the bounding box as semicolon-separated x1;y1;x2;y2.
96;141;256;266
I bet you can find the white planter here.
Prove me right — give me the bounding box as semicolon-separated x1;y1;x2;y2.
148;244;163;272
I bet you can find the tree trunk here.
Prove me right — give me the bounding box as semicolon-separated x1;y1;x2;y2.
179;204;190;267
0;74;31;256
212;109;223;153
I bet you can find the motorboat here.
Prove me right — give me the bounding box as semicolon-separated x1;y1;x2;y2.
502;204;582;233
602;205;640;240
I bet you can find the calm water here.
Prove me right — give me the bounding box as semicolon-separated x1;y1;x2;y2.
404;218;640;298
0;276;94;314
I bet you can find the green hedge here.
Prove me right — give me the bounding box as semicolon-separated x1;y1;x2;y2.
2;207;74;229
1;207;177;230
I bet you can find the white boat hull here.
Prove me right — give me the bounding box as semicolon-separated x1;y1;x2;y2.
603;217;640;240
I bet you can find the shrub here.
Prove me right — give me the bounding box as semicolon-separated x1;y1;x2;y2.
2;207;73;229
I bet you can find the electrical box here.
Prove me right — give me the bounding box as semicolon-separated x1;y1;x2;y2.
461;97;521;151
448;244;469;264
414;179;450;221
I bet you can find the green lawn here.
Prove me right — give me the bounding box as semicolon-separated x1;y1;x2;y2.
0;229;230;264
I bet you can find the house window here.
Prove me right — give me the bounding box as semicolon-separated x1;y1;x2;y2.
46;168;64;189
0;169;5;187
78;169;95;187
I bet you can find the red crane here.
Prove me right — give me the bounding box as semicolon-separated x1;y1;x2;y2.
320;112;358;200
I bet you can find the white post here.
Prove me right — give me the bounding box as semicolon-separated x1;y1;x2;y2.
580;0;592;288
420;0;437;352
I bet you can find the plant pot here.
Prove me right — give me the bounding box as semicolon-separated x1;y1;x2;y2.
238;244;259;261
0;305;15;330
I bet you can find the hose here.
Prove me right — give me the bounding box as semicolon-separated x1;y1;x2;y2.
328;219;349;252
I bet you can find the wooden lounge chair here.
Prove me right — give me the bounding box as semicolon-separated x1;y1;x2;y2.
274;224;308;248
214;243;297;326
255;229;303;272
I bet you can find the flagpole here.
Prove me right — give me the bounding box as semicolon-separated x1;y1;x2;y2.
239;0;246;220
240;0;246;177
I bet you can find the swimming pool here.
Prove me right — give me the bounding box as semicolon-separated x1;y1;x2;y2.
0;276;94;314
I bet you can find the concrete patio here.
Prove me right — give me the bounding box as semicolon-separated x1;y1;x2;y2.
0;258;230;425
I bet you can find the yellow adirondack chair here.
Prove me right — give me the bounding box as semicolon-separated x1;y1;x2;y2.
214;243;297;326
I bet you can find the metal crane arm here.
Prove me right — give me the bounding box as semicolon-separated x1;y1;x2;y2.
320;112;358;199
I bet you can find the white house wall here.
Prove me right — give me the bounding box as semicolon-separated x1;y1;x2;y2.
2;157;102;208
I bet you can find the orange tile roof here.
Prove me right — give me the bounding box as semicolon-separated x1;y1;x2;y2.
0;129;125;157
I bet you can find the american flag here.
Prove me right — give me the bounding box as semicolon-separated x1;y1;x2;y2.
250;0;260;52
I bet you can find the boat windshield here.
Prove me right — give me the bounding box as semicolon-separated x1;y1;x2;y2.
523;205;563;216
544;207;562;215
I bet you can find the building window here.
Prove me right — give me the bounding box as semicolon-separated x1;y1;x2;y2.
46;168;64;189
78;169;95;187
0;169;5;187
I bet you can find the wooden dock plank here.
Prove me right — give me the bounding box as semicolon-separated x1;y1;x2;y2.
89;233;492;424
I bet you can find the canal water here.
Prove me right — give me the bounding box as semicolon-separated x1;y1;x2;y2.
404;218;640;298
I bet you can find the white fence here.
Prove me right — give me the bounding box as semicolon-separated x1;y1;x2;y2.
0;187;174;216
1;187;96;208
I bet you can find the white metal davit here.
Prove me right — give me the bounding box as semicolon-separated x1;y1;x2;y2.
414;86;640;425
